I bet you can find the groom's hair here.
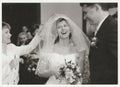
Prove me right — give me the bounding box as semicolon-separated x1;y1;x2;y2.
80;3;110;11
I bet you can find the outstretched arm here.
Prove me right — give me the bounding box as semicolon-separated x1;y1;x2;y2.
16;25;43;56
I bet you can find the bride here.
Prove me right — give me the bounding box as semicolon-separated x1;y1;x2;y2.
35;14;90;84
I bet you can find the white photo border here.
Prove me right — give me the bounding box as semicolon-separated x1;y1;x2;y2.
0;0;119;87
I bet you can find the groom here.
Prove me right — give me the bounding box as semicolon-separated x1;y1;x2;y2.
80;3;117;84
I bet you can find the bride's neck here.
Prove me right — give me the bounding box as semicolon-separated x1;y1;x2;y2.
2;43;7;55
59;37;70;47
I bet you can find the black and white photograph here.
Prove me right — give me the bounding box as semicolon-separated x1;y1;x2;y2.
1;1;118;85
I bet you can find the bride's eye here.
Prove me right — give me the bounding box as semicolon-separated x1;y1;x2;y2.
57;26;61;30
64;25;67;27
5;31;9;34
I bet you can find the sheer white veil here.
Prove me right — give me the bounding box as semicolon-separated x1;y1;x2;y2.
40;14;90;56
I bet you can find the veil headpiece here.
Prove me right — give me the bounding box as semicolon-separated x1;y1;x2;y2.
40;14;90;55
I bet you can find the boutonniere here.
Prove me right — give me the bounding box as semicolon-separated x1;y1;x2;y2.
91;36;98;48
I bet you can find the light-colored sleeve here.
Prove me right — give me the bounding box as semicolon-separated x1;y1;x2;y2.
2;55;19;84
15;34;41;56
2;64;11;84
2;66;19;84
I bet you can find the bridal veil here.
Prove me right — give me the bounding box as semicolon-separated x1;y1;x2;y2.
37;14;90;83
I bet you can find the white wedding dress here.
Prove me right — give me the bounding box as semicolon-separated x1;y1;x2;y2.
35;14;90;84
35;52;82;84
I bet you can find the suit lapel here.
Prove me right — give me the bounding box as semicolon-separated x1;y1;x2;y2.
96;15;111;38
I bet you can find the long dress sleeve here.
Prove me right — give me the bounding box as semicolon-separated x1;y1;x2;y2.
2;63;11;84
2;54;19;84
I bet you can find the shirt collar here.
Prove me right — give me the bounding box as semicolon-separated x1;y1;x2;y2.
94;14;109;36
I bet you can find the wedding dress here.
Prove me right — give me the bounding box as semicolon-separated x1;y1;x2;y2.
35;14;90;84
36;52;82;84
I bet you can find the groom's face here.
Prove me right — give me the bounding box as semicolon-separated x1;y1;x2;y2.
82;4;99;25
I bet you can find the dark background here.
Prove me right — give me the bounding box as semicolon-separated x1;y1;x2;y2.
2;3;40;44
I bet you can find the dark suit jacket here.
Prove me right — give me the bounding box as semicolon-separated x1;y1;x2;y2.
89;15;117;84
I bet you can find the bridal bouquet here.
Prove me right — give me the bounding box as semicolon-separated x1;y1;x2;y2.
58;59;82;84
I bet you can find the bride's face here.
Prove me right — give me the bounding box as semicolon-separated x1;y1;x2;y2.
56;20;70;39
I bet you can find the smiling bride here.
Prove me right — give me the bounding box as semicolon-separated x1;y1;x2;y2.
35;14;90;84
